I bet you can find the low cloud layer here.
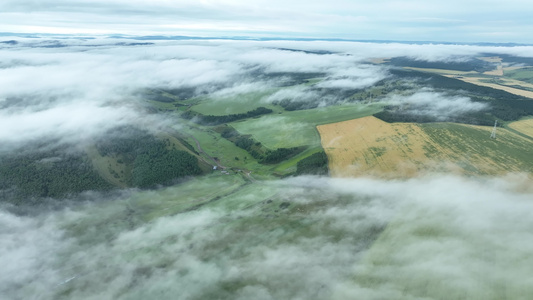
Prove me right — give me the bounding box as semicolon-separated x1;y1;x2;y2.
0;38;391;150
385;89;488;120
2;174;532;299
3;36;533;150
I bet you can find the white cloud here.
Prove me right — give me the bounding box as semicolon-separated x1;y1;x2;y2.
4;38;533;149
1;174;533;299
385;89;488;120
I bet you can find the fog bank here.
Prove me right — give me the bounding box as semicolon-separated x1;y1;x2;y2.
2;174;532;299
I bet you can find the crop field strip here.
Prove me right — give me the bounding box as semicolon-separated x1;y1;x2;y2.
508;118;533;139
444;76;533;99
401;60;533;99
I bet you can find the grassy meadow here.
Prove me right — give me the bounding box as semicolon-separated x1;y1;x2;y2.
231;103;383;149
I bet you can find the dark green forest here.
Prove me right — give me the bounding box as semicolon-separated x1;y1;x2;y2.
0;126;204;203
131;146;202;188
0;144;112;204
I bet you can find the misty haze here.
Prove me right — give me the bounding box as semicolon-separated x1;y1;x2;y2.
2;1;533;300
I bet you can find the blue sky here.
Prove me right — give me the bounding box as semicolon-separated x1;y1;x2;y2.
1;0;532;43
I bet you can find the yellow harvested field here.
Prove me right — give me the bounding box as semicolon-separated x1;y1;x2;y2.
318;116;435;178
318;116;533;178
444;76;533;99
509;118;533;138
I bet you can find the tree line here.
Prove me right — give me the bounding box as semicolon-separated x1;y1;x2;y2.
182;107;273;125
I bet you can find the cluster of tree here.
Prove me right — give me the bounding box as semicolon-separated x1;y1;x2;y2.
234;136;263;159
96;126;203;188
295;152;329;175
386;57;494;72
261;147;306;164
131;145;202;188
220;126;239;139
182;107;273;125
177;137;199;155
373;110;495;126
0;144;112;203
277;99;319;111
473;97;533;121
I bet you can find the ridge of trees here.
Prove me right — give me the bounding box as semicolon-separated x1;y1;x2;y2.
261;147;306;164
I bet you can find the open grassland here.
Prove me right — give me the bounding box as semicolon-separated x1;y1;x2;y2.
232;103;382;149
508;118;533;138
318;116;533;178
190;90;282;116
128;174;248;221
178;123;267;172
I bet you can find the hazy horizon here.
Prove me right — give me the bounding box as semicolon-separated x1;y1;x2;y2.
2;0;533;43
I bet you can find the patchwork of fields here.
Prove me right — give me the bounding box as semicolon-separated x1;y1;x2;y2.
318;116;533;178
231;103;382;149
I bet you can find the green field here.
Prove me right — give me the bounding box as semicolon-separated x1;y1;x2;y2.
504;67;533;84
422;123;533;173
176;122;287;177
231;103;383;149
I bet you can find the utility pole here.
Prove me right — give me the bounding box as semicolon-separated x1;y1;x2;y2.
490;120;498;139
